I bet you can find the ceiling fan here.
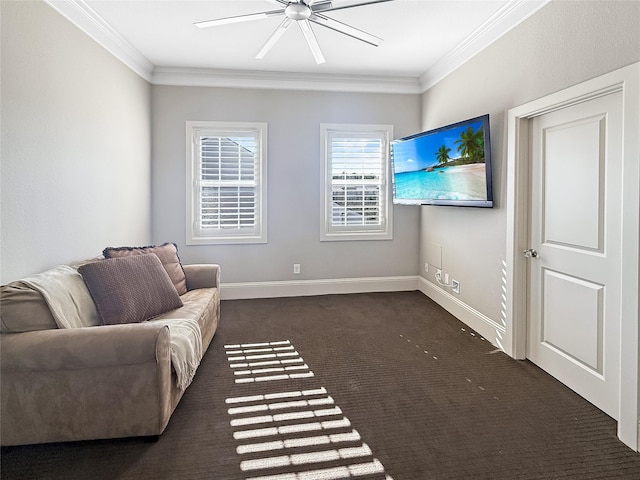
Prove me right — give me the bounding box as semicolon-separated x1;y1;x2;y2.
194;0;393;64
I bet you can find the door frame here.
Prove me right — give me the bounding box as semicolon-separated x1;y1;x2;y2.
504;62;640;451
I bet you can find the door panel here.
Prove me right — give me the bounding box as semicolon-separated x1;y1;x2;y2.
542;116;604;250
542;269;603;374
528;92;622;419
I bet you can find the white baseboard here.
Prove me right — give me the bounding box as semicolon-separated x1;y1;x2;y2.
418;276;505;350
221;275;505;351
221;275;420;300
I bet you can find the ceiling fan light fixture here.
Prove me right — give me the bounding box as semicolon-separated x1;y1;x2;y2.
285;3;312;21
195;0;393;64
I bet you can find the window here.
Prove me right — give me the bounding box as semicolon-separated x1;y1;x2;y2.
186;121;267;244
320;123;393;241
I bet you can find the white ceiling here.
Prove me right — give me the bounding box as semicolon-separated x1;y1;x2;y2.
46;0;549;93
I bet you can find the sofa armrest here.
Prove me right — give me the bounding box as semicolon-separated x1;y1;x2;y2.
183;264;220;290
1;323;170;372
1;324;174;445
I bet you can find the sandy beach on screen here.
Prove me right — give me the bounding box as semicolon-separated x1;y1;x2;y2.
444;163;486;177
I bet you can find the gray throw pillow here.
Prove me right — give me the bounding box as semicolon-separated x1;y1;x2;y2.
79;253;183;325
102;242;187;295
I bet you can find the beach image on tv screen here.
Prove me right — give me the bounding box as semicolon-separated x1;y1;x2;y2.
393;120;488;201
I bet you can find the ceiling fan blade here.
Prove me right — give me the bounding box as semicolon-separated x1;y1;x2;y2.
312;0;393;14
309;12;382;46
194;9;283;28
298;20;325;64
256;17;294;59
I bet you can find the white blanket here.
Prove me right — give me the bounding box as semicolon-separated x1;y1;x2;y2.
160;318;203;390
21;265;100;329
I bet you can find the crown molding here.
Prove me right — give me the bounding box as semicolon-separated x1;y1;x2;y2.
44;0;549;94
44;0;154;82
152;67;422;94
419;0;551;92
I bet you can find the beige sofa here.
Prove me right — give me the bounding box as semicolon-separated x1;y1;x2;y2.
0;250;220;446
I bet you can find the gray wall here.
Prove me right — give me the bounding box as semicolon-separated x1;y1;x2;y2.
152;86;421;283
5;0;634;302
419;0;640;322
1;1;152;283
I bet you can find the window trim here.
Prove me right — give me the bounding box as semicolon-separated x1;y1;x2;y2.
320;123;394;242
186;121;268;245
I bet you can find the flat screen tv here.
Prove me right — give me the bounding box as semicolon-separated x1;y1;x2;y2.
390;114;493;207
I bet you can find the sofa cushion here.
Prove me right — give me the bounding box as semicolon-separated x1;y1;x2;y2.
103;243;187;295
153;287;220;348
79;254;183;325
0;282;58;333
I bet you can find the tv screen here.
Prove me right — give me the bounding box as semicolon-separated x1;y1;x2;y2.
390;114;493;207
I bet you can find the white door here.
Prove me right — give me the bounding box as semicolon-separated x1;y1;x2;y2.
527;91;623;419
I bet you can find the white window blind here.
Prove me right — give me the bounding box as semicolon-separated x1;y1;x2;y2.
186;122;267;244
329;133;384;226
321;124;393;241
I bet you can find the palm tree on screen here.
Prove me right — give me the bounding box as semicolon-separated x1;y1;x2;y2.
454;126;485;162
435;145;451;165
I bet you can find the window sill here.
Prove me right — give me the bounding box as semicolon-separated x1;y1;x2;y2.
320;230;393;242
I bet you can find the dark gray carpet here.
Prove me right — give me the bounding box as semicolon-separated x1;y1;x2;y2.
2;291;639;479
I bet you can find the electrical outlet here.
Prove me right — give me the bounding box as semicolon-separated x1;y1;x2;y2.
444;273;450;284
293;263;301;275
435;269;442;281
452;279;460;294
424;262;429;273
